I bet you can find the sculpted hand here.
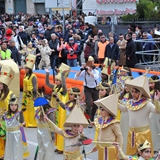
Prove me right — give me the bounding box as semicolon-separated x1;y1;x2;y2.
154;90;160;100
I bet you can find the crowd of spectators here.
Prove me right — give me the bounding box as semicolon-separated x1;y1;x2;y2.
0;12;159;74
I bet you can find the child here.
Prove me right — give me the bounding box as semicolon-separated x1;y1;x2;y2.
101;57;115;84
3;96;25;160
149;75;160;153
119;79;132;154
45;63;70;154
37;39;52;70
119;74;160;156
114;140;159;160
22;54;38;127
117;66;132;85
92;94;123;160
44;101;89;160
55;87;81;117
34;97;55;160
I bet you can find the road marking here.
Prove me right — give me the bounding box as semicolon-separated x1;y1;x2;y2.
27;140;38;146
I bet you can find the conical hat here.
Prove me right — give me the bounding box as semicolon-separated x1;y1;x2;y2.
55;63;70;81
94;94;118;117
125;75;150;98
64;104;89;128
0;65;15;86
25;54;36;70
101;57;115;76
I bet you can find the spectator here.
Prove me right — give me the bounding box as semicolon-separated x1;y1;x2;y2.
105;37;120;65
65;29;74;42
125;34;137;68
65;37;79;67
8;39;21;66
18;26;28;45
37;31;45;40
84;35;95;62
83;23;93;41
57;36;67;64
44;25;54;41
49;33;59;80
132;32;142;63
73;33;83;66
117;34;127;66
74;59;99;125
97;34;109;64
0;41;11;60
141;32;154;63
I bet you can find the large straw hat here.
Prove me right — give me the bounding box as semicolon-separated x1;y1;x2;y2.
0;65;15;86
64;103;89;128
55;63;70;81
101;57;115;76
125;75;150;98
94;94;118;117
25;54;36;70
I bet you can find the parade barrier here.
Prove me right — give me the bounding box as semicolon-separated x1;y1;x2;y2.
20;66;160;95
20;69;84;95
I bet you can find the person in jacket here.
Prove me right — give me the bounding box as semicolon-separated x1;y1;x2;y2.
49;33;59;81
125;34;137;68
83;23;93;41
44;25;54;41
0;41;11;60
65;37;79;67
97;34;109;64
8;39;21;67
84;35;95;63
105;37;120;65
117;34;127;66
18;26;28;45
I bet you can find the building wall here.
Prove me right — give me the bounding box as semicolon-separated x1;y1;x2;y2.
5;0;14;14
5;0;36;14
26;0;35;14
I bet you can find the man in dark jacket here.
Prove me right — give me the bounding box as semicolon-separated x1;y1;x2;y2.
105;37;120;65
125;34;137;68
18;26;28;45
49;33;59;80
44;25;54;41
8;39;21;66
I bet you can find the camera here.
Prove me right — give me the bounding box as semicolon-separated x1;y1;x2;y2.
90;39;93;42
70;50;74;56
80;67;88;71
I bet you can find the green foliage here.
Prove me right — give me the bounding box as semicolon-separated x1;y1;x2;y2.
121;0;160;21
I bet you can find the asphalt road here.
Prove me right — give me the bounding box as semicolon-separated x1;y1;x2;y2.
24;127;97;160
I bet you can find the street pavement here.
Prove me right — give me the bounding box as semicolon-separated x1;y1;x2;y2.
24;127;97;160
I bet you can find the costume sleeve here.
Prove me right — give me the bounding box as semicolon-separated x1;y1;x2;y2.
45;72;54;89
19;112;24;123
148;101;160;114
112;122;123;147
61;72;67;95
118;103;128;112
48;112;55;140
47;119;64;137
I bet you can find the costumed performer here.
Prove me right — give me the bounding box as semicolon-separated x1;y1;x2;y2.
114;140;160;160
100;57;115;84
2;95;25;160
0;64;15;159
34;97;55;160
44;98;90;160
119;78;133;154
94;82;111;141
149;75;160;153
118;74;160;156
22;54;38;127
54;87;81;117
92;94;123;160
45;63;70;154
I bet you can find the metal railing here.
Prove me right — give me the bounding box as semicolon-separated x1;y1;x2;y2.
134;38;160;71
